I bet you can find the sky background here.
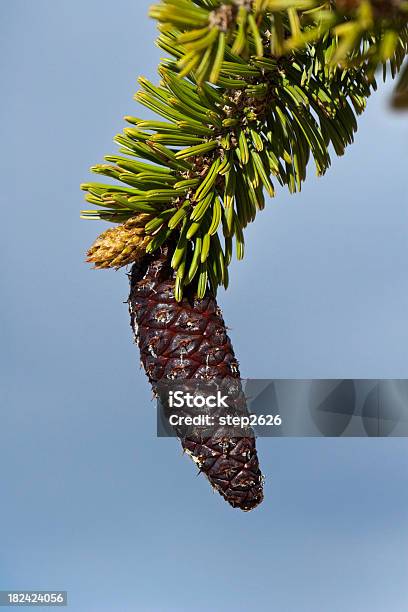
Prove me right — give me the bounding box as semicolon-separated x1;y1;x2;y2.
1;1;408;611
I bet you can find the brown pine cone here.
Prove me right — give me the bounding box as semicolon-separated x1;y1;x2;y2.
128;247;264;511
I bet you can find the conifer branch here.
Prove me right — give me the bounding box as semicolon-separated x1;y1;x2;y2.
150;0;408;84
82;0;408;300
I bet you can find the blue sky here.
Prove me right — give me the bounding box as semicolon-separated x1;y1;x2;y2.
1;2;408;610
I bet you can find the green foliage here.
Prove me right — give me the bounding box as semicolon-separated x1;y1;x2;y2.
82;0;408;300
150;0;408;82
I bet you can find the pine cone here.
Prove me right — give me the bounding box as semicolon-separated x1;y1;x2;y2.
87;215;152;269
128;247;264;511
